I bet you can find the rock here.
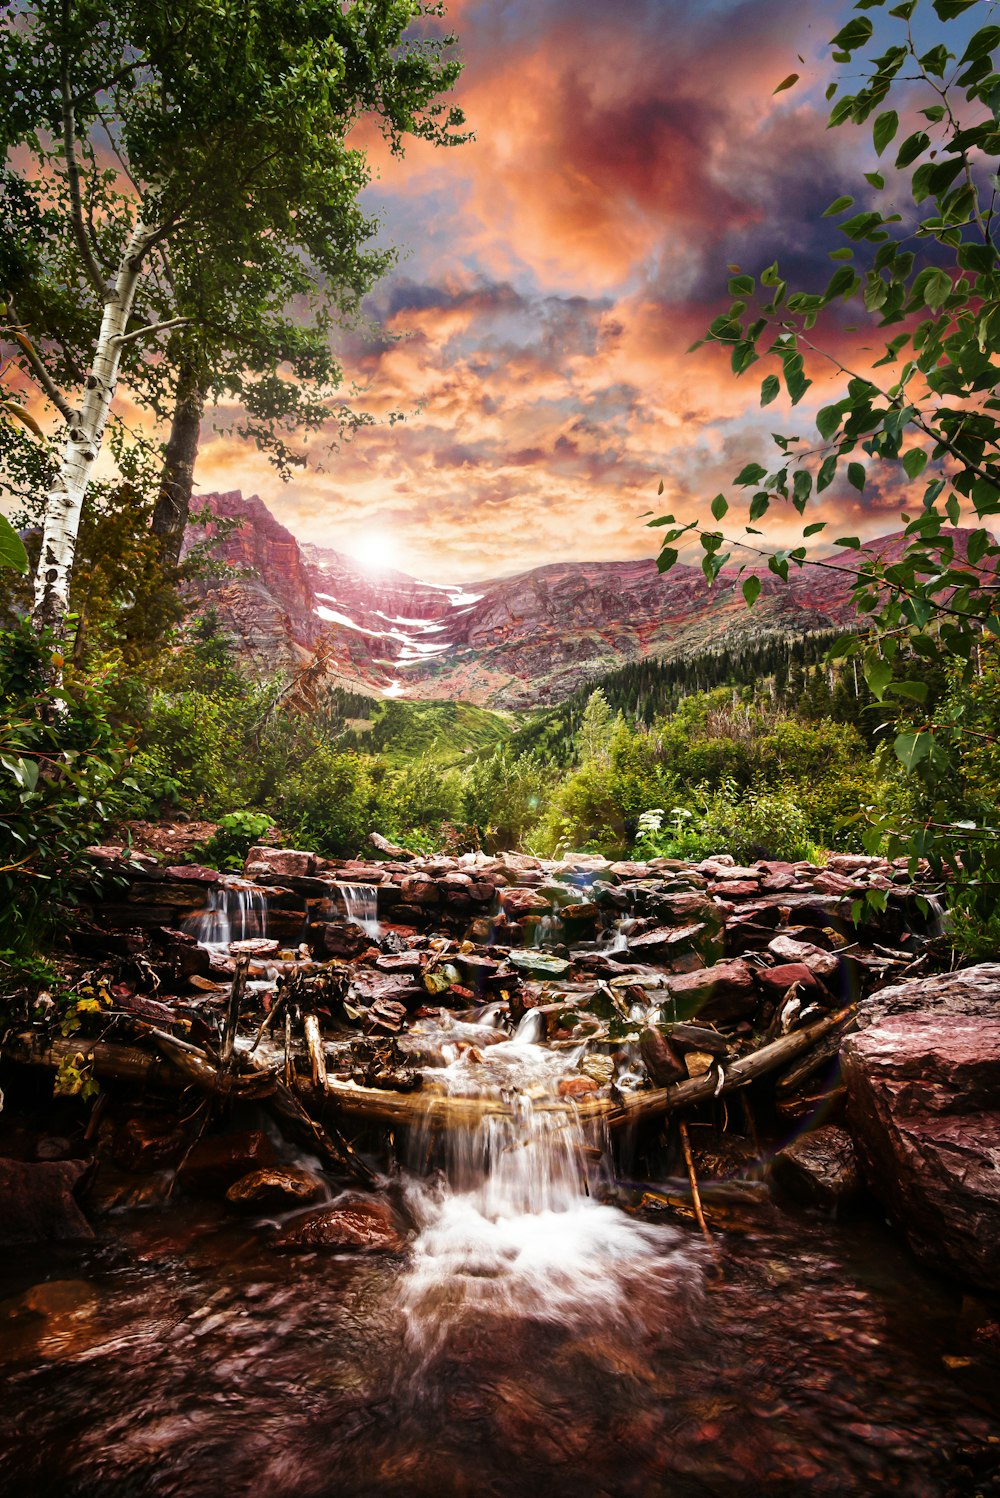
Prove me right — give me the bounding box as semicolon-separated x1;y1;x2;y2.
558;1075;600;1097
767;934;839;978
369;832;417;861
580;1055;614;1085
272;1194;405;1252
640;1027;687;1086
507;949;570;978
684;1051;715;1077
162;864;221;884
666;958;757;1023
229;937;280;958
177;1130;278;1193
364;998;409;1035
560;902;598;925
225;1168;325;1213
498;887;552;918
399;875;441;907
772;1126;861;1209
244;845;316;880
608;861;651;881
113;1114;187;1173
375;951;424;974
323;920;373;958
842;963;1000;1290
758;962;827;998
647;891;721;926
625;923;707;959
0;1159;94;1244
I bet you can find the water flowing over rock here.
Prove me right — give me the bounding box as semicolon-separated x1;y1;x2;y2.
0;1159;94;1244
842;963;1000;1291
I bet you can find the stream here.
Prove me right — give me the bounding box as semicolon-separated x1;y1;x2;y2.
1;1008;998;1498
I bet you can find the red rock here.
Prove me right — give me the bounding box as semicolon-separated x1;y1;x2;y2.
650;892;721;925
0;1159;94;1244
708;880;759;898
560;902;598;923
640;1027;687;1086
626;923;706;958
842;964;1000;1290
162;864;220;883
113;1115;187;1173
772;1126;861;1209
557;1075;600;1097
375;952;424;974
399;875;440;906
758;962;825;996
177;1130;278;1193
323;921;371;958
244;845;316;880
811;870;861;896
767;935;839;978
272;1195;405;1252
225;1168;325;1213
667;959;756;1023
498;887;552;918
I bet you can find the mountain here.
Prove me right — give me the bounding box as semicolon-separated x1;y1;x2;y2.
182;490;921;709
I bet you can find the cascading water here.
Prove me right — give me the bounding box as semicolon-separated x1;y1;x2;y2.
184;880;270;948
338;882;381;938
397;1009;703;1369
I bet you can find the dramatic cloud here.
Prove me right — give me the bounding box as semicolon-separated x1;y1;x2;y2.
195;0;926;580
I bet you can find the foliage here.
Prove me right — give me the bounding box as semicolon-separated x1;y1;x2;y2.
460;746;555;852
198;811;275;871
0;622;132;951
651;0;1000;923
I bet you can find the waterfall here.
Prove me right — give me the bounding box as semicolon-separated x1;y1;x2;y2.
337;882;381;938
397;1009;702;1367
185;881;269;948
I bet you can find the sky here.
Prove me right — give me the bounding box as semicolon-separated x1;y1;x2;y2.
190;0;959;582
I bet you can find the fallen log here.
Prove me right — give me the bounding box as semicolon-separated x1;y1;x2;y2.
5;1006;853;1137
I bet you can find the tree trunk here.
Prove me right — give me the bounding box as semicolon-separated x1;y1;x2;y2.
32;222;153;635
151;353;206;568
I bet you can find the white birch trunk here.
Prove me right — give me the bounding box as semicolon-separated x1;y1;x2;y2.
32;221;155;633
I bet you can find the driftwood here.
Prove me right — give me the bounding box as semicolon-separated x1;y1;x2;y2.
303;1013;328;1092
5;1005;853;1141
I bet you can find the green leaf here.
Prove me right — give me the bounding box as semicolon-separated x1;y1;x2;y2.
803;521;826;536
0;513;28;574
873;110;899;156
932;0;976;20
823;194;855;217
656;548;679;573
865;656;893;700
864;171;885;189
760;374;780;406
735;462;767;486
890;680;930;703
835;536;862;549
711;493;729;521
894;130;930;168
912;266;952;311
902;448;928;480
830;17;873;50
749;492;770;522
848;462;866;492
743;575;762;607
817;455;838;492
894;730;931;770
774;73;800;94
816;404;842;440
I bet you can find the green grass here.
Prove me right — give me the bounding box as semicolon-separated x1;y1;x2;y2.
334;697;518;765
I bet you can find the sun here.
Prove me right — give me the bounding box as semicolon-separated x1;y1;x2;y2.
349;529;401;573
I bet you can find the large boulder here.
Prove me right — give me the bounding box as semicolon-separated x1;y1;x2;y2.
0;1159;94;1244
666;958;756;1023
841;963;1000;1290
771;1125;861;1210
271;1194;406;1252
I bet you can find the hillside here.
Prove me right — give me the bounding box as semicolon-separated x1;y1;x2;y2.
183;490;951;710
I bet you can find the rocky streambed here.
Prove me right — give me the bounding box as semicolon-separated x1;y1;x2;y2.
0;841;998;1496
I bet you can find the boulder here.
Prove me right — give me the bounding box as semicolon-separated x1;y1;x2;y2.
177;1129;278;1193
666;958;756;1023
771;1126;861;1210
498;887;552;918
245;845;316;880
639;1027;687;1086
757;962;827;998
841;963;1000;1291
625;923;706;959
0;1159;94;1244
225;1168;325;1213
272;1194;406;1252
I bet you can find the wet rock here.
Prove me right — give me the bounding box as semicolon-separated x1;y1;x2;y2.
323;920;374;958
558;1075;600;1098
225;1168;325;1213
230;937;280;958
626;923;707;959
640;1027;687;1086
647;891;721;926
772;1126;861;1210
0;1159;94;1244
375;951;424;975
113;1114;188;1173
364;998;409;1035
842;964;1000;1290
272;1194;406;1252
560;902;598;926
244;845;316;880
507;949;570;978
498;887;552;918
684;1051;715;1078
666;958;756;1023
177;1130;278;1193
399;875;441;907
580;1055;614;1086
162;864;221;884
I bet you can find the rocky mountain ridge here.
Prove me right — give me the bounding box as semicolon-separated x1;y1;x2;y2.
183;490;920;709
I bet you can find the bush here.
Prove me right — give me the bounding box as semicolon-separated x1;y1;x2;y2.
198;811;275;870
0;622;132;951
461;747;555;852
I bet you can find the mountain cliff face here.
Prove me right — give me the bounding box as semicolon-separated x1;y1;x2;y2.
184;490;902;708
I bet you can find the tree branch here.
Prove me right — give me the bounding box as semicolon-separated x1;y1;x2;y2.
60;20;107;299
112;316;193;348
4;297;77;425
